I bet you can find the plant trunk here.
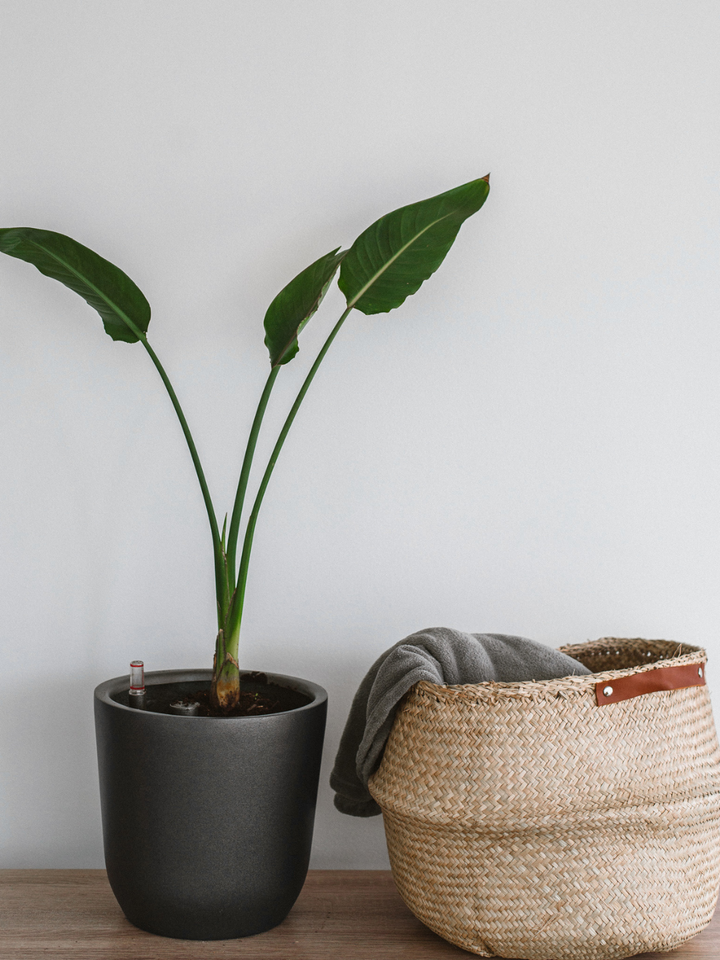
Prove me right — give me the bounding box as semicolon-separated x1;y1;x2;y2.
210;629;240;712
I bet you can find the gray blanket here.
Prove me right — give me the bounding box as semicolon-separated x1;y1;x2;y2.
330;627;591;816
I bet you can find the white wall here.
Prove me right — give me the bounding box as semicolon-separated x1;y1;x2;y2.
0;0;718;869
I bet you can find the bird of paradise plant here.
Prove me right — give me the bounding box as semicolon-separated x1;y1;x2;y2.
0;175;490;712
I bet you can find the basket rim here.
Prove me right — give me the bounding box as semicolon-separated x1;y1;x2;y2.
414;637;707;704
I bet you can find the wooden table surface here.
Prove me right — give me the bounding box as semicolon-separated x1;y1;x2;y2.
0;869;717;959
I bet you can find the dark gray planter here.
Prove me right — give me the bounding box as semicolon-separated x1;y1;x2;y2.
94;669;327;940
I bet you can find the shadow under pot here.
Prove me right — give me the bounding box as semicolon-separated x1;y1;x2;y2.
94;668;328;940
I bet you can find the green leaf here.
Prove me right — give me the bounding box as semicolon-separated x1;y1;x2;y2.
264;247;346;366
0;227;150;343
338;176;490;315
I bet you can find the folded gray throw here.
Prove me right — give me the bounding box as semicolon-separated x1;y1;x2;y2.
330;627;591;816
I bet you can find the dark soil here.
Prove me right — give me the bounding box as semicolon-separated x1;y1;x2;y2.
111;672;312;717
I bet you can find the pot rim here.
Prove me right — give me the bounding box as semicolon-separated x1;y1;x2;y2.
94;668;327;721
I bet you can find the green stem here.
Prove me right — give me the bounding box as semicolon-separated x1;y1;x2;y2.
226;366;280;590
139;336;226;622
225;304;354;656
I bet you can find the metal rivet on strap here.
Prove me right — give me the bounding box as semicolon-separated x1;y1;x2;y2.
699;667;703;678
603;686;613;697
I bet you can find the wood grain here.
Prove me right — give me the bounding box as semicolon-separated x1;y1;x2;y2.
0;869;716;959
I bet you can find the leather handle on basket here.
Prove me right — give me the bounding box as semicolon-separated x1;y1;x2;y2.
595;662;706;706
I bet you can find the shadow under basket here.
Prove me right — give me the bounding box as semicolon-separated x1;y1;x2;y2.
368;638;720;960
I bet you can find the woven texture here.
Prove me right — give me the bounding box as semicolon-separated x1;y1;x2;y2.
368;637;720;959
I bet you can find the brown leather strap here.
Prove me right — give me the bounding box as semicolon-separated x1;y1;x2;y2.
595;662;706;706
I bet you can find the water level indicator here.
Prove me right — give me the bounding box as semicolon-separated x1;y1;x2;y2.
129;660;146;698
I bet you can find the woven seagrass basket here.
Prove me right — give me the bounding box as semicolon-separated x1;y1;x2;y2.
368;637;720;960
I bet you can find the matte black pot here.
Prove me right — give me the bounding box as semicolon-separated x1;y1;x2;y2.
94;669;327;940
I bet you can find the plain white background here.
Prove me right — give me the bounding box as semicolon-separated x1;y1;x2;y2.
0;0;718;869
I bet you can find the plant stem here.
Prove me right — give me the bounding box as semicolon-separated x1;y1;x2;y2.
225;304;354;656
226;366;280;591
138;336;226;622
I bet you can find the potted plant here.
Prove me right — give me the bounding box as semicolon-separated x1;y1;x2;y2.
0;175;490;940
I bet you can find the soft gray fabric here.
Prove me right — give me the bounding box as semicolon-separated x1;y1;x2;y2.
330;627;591;817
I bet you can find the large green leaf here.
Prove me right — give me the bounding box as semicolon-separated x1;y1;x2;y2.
0;227;150;342
264;246;346;366
338;176;490;315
